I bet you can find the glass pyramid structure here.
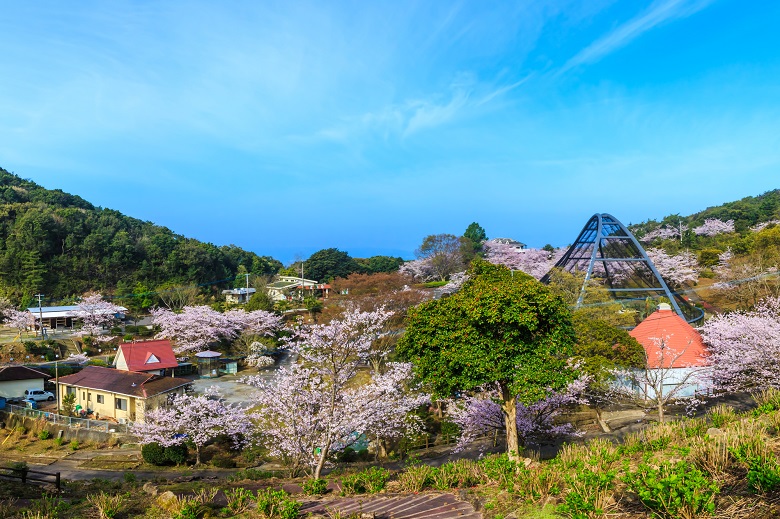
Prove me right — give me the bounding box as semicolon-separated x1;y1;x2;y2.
540;213;703;324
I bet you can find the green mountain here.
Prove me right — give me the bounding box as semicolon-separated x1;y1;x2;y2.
629;189;780;254
0;168;282;306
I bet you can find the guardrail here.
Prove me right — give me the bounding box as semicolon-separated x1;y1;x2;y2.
3;403;131;434
0;466;61;490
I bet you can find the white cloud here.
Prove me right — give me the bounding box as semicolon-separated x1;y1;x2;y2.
560;0;715;74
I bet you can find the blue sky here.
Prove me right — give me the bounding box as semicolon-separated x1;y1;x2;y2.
2;1;779;264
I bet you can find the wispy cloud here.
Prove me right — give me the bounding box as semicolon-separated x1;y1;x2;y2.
559;0;715;74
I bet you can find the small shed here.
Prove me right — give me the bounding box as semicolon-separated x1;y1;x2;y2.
195;350;222;378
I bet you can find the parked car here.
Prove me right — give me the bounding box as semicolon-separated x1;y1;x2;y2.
24;389;55;402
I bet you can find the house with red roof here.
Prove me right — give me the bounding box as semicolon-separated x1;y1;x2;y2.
628;303;709;398
114;340;179;376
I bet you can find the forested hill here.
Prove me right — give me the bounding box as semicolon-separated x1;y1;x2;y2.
629;189;780;244
0;168;282;306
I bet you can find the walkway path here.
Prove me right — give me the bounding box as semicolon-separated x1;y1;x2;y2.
301;493;481;519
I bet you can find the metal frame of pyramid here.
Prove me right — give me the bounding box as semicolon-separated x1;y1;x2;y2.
540;213;703;324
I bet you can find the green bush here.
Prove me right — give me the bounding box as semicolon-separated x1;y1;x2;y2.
229;468;274;481
302;478;329;495
141;443;168;465
255;489;301;519
165;444;188;465
210;454;236;468
70;440;79;451
730;444;780;493
224;488;254;515
341;466;391;495
397;465;433;492
38;429;51;440
479;454;518;491
623;461;719;518
558;467;617;519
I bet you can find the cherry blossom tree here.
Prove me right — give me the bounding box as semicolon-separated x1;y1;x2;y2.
398;257;436;282
243;307;426;479
693;218;735;237
67;352;90;364
751;220;780;232
131;387;252;465
484;241;563;280
712;249;780;308
69;293;123;344
610;336;707;422
645;248;699;286
699;297;780;392
640;225;685;243
448;377;588;452
151;306;281;353
3;309;34;338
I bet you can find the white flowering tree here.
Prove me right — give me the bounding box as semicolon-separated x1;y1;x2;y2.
693;218;735;237
131;387;252;465
243;308;426;479
3;309;34;339
151;305;281;353
646;248;699;286
69;292;123;344
699;298;780;392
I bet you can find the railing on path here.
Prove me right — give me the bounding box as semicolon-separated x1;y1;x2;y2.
3;403;131;434
0;466;61;490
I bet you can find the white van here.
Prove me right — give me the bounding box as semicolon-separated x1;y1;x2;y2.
24;389;55;402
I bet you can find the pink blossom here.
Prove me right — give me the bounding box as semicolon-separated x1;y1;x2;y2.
448;378;588;451
751;220;780;232
69;293;123;341
646;248;699;286
151;306;281;353
398;257;436;282
131;386;253;465
693;218;735;237
484;242;563;280
3;309;34;336
640;226;684;242
699;297;780;392
243;308;426;478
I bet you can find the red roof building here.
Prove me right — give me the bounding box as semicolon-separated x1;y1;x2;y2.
115;340;178;375
630;304;708;369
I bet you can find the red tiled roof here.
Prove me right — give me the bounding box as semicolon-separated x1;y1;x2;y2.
117;340;178;372
629;308;708;369
57;365;189;398
0;366;51;382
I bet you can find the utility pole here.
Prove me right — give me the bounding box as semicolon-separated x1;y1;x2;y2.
244;273;250;303
34;294;46;339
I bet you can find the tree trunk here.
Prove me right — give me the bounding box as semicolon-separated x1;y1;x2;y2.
195;444;201;465
500;383;520;462
313;434;332;480
658;401;665;423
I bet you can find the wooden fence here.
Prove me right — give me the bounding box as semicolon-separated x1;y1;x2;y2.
0;466;61;490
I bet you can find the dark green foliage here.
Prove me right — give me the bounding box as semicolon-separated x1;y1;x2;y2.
0;168;282;300
210;454;236;468
399;259;576;403
141;443;167;466
141;442;188;466
623;461;719;518
165;444;189;465
245;290;276;312
302;478;329;495
572;317;645;384
340;467;391;495
354;255;405;274
304;248;361;282
37;429;51;440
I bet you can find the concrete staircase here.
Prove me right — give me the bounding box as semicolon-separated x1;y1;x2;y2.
301;493;481;519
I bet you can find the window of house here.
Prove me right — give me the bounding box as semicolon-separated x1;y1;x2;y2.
66;387;76;396
87;393;91;402
96;395;104;404
82;392;86;400
115;398;127;411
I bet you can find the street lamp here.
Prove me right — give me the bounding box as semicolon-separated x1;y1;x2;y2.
54;354;60;412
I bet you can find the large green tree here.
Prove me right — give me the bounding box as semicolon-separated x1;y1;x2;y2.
304;248;360;282
398;260;577;460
